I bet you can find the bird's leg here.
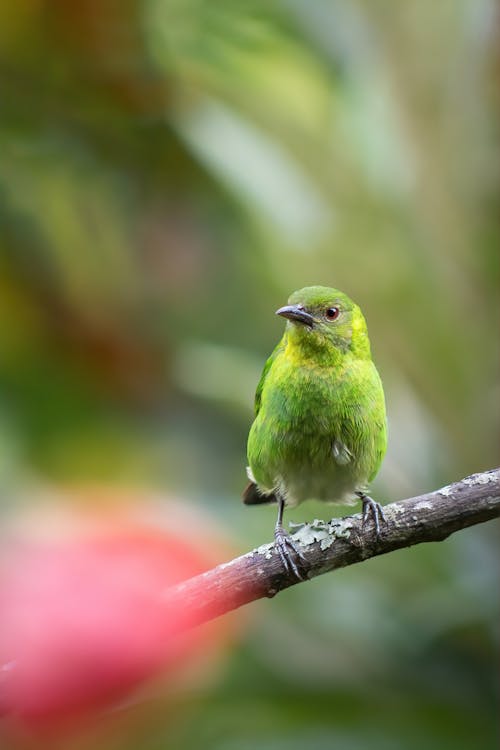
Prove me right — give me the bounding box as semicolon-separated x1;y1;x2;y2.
356;491;386;539
274;495;308;581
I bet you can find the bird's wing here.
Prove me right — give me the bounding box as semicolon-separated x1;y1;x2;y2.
254;336;285;417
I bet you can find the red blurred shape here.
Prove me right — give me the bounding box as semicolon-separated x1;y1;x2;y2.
0;499;233;741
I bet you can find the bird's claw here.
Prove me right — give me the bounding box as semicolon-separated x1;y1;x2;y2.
358;493;386;539
274;526;308;581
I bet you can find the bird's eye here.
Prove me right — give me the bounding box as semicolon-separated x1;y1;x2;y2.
325;307;340;321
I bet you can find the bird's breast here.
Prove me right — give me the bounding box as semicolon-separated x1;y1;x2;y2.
247;352;386;506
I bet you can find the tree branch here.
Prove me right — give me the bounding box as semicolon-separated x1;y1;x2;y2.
166;468;500;628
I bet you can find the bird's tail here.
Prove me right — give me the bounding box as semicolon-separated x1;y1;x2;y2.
242;481;276;506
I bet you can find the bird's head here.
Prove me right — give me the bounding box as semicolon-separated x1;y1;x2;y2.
276;286;371;360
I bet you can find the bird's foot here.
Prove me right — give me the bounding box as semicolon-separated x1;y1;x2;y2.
357;492;386;540
274;525;308;581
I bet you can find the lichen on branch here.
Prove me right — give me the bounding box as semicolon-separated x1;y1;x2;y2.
165;468;500;627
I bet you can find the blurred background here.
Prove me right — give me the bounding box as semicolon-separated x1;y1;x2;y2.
0;0;499;748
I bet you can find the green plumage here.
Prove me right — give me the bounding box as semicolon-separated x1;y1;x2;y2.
245;286;387;511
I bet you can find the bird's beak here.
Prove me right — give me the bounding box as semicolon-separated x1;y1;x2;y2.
276;304;314;328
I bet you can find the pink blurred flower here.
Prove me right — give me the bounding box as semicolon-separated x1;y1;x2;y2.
0;494;235;744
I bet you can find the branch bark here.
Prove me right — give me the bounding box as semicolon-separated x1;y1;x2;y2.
166;468;500;628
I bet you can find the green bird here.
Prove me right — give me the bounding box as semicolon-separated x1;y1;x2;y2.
243;285;387;579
